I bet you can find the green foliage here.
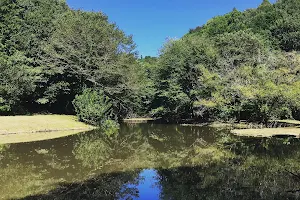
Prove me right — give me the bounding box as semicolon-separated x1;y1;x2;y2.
151;0;300;122
271;13;300;51
196;8;246;37
73;89;113;125
189;0;300;51
0;0;67;113
1;0;300;124
193;52;300;122
151;37;217;121
134;56;158;115
41;9;139;115
0;51;38;114
215;30;269;70
101;120;120;137
0;0;140;118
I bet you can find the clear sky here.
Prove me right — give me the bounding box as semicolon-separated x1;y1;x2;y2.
66;0;276;57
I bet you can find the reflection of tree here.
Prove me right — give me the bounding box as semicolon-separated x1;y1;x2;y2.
157;162;300;199
73;127;156;172
72;124;229;172
0;139;86;199
0;144;10;160
0;143;10;152
4;124;226;199
2;124;300;199
219;133;300;157
146;124;221;151
21;170;141;200
157;135;300;200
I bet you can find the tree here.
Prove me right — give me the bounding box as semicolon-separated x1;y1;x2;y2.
0;52;38;114
215;30;269;71
0;0;67;114
41;10;139;117
151;37;217;121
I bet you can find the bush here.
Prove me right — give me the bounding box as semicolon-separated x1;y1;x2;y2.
73;89;114;126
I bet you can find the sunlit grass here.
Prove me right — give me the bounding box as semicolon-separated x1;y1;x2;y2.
181;122;248;129
271;119;300;125
0;115;94;135
232;128;300;138
123;118;155;123
0;115;95;144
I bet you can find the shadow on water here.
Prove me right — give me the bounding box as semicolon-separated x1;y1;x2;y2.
16;166;300;200
20;170;142;200
1;124;300;199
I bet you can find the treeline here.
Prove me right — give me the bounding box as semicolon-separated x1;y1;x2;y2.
1;0;300;125
147;0;300;123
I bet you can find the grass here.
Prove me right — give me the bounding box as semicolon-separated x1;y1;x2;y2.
0;115;95;144
208;122;248;129
231;127;300;138
0;115;94;134
181;122;248;129
271;119;300;125
123;118;155;123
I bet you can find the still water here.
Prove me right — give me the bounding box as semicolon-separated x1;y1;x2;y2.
1;124;300;200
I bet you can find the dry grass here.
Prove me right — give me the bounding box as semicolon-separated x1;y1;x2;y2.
180;122;248;129
123;118;155;123
0;115;95;144
231;128;300;138
271;119;300;125
0;115;94;134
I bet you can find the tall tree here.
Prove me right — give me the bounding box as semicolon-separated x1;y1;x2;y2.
42;10;138;116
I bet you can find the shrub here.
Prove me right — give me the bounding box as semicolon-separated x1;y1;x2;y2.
73;88;113;126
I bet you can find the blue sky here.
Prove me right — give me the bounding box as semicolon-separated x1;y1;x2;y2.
66;0;276;57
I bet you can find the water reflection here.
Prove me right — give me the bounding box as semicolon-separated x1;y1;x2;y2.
0;124;300;199
119;169;161;200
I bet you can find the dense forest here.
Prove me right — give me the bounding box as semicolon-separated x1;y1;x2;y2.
1;0;300;125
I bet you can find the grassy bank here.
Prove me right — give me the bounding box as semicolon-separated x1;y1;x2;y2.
0;115;95;144
232;128;300;138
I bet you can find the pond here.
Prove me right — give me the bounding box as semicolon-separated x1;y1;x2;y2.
1;124;300;200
